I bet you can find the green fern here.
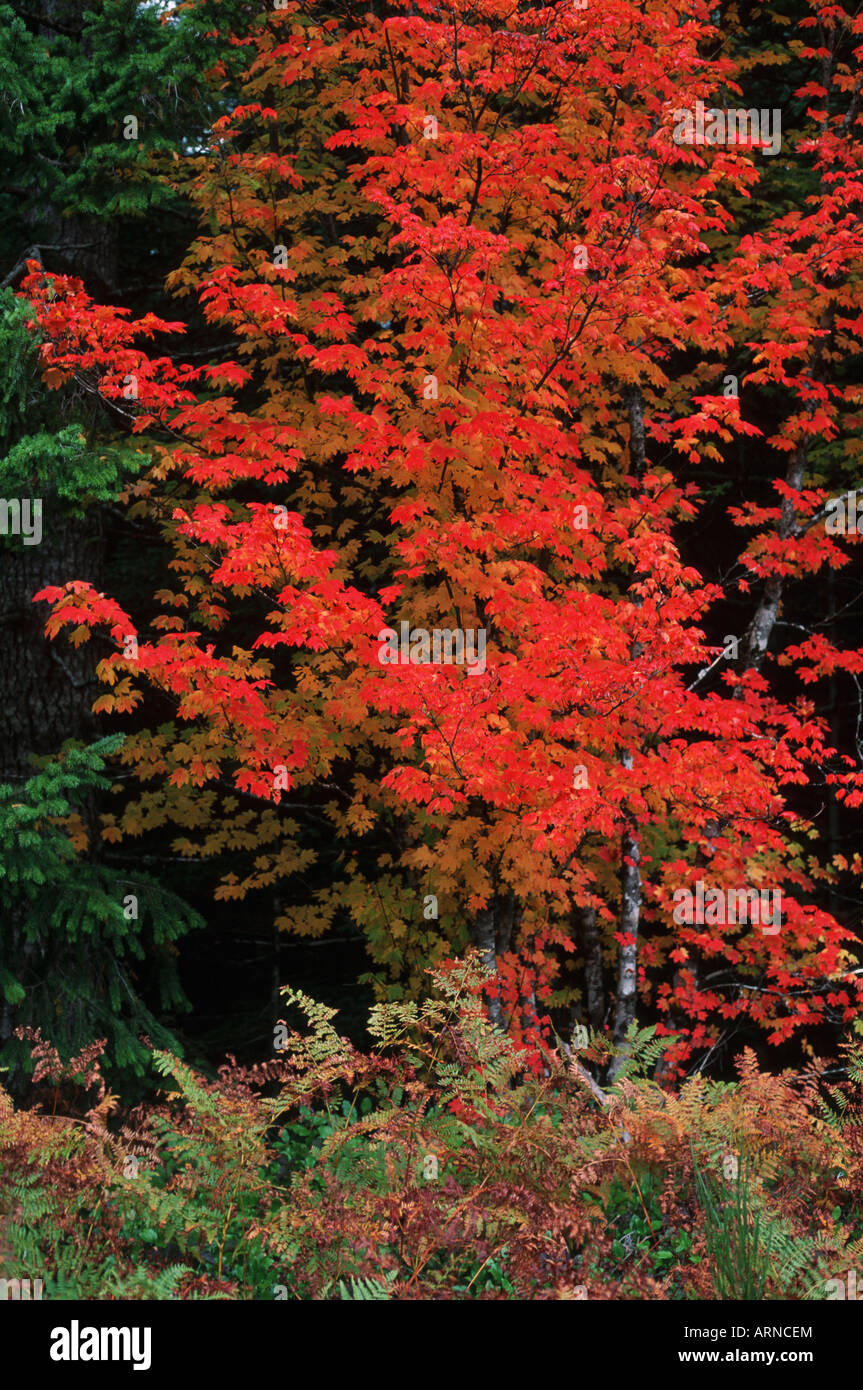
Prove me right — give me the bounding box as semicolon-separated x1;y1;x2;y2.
607;1023;674;1084
335;1271;398;1300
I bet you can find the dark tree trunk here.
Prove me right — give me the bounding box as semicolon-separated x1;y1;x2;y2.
0;509;103;1057
0;511;103;782
577;905;605;1031
469;889;523;1030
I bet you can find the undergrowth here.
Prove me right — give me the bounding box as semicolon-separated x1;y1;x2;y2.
1;956;861;1300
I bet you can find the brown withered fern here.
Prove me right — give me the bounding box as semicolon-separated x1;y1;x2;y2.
0;955;861;1300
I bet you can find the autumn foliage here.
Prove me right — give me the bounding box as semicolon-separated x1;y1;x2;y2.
17;0;863;1077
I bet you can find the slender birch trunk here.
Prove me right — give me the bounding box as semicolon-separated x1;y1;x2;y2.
607;386;646;1081
608;756;642;1081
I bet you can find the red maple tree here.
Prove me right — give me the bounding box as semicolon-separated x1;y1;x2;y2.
24;0;863;1074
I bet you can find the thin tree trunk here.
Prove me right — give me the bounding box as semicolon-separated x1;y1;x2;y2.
737;444;807;680
471;902;504;1028
606;386;646;1081
578;905;605;1031
608;755;641;1081
469;889;524;1030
